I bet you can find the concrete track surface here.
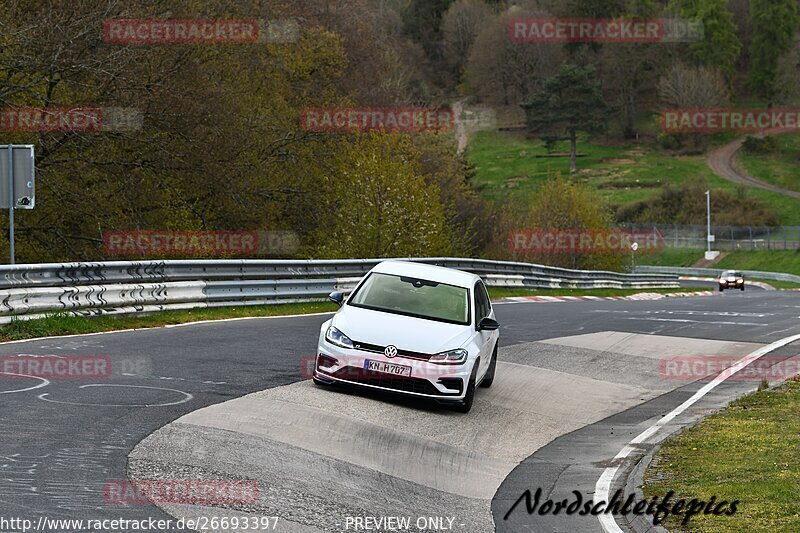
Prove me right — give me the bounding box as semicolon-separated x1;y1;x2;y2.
2;291;800;532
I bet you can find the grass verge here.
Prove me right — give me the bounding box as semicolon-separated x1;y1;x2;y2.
643;379;800;532
0;301;338;342
467;130;800;225
736;132;800;194
641;248;800;278
715;250;800;276
637;248;704;267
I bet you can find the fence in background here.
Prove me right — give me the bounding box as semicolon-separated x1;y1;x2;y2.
635;265;800;284
0;258;679;324
629;224;800;251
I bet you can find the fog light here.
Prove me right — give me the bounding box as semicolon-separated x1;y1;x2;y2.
437;378;463;393
317;354;338;369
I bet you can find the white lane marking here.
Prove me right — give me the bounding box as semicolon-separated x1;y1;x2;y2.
0;311;334;346
15;353;68;358
595;309;773;318
596;332;800;533
624;317;766;326
119;371;226;385
37;384;194;407
0;372;50;394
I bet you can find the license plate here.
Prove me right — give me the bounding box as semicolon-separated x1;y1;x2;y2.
364;359;411;377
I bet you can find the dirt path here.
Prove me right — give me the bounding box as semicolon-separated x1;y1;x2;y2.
707;138;800;199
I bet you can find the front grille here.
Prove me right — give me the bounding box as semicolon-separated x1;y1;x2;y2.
351;341;433;361
325;366;460;396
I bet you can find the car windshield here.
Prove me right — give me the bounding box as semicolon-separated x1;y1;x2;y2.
723;271;742;277
348;272;469;325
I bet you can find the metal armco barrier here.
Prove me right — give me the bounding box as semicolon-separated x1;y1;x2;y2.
635;265;800;284
0;258;679;324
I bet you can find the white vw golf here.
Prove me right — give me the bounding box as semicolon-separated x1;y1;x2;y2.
313;261;500;413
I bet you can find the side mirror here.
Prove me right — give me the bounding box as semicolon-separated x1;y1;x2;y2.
478;317;500;331
328;291;344;307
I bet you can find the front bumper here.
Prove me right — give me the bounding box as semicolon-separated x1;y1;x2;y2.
719;280;744;288
314;343;470;400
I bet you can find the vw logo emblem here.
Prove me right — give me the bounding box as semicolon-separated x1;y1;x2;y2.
384;345;398;358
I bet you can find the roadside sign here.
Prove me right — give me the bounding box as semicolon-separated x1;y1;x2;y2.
708;235;715;242
0;145;35;209
0;144;36;264
631;242;639;252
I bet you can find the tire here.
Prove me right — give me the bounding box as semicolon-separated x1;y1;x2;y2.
480;344;498;388
456;363;478;413
740;286;745;291
719;286;724;292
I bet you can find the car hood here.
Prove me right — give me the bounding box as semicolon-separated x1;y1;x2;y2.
332;305;473;354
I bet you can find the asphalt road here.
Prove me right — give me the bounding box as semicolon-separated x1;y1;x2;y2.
2;291;800;533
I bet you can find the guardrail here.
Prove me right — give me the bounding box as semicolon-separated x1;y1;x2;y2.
635;265;800;284
0;258;679;325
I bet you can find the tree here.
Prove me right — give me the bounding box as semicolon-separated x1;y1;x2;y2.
516;175;624;271
410;133;492;256
600;42;658;139
464;5;564;107
670;0;742;80
0;0;470;262
522;65;611;172
403;0;454;60
441;0;491;81
775;38;800;104
748;0;799;106
658;63;729;151
658;63;729;108
310;133;456;258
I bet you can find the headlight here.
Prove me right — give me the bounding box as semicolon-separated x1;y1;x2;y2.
429;348;468;365
325;326;354;349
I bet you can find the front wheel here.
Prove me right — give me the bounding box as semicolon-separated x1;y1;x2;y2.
456;364;478;413
719;286;724;292
480;345;498;388
740;286;745;291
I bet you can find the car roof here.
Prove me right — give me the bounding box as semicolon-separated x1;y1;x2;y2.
371;260;480;289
